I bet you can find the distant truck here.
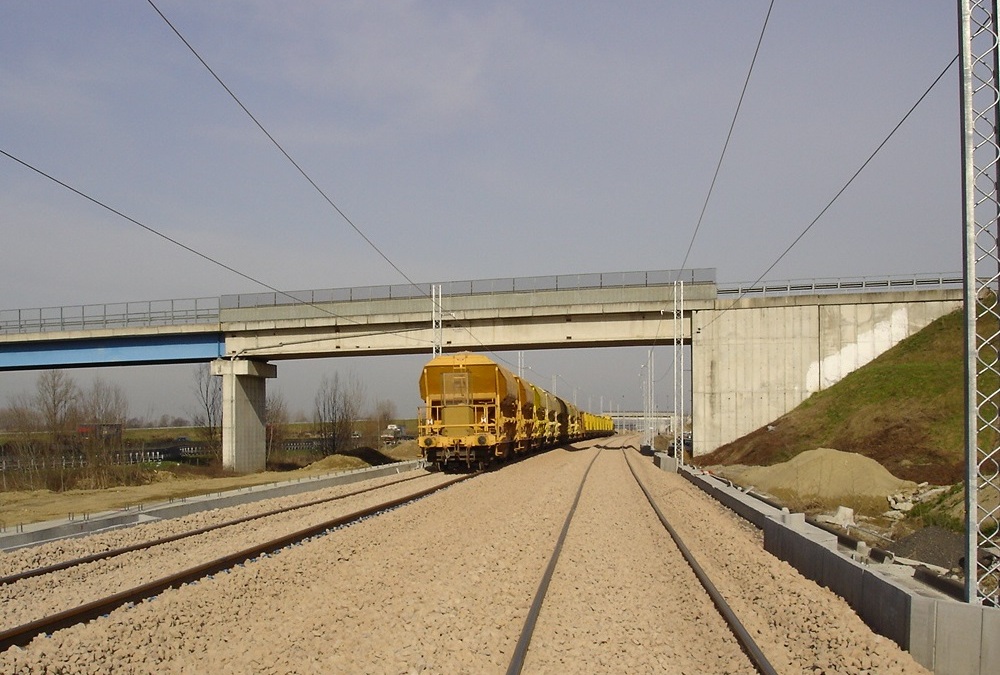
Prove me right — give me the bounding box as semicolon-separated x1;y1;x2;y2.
379;424;408;445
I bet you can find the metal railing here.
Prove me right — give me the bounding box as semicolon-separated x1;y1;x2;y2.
219;268;717;309
717;272;963;297
0;297;220;335
0;269;964;335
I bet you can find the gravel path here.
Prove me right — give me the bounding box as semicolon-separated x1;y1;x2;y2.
0;440;928;673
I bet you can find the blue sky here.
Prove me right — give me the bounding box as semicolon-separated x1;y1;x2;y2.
1;1;962;421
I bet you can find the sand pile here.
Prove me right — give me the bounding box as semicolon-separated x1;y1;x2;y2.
713;447;917;501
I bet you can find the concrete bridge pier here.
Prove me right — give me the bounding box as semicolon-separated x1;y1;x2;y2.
211;358;276;473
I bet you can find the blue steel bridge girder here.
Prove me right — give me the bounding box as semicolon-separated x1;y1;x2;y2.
0;333;225;370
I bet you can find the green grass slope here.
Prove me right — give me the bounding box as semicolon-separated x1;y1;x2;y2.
695;309;964;484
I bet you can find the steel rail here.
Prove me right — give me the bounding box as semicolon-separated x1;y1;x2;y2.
505;448;602;675
623;450;778;675
0;472;427;586
0;472;476;651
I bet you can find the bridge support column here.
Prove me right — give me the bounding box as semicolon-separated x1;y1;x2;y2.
211;358;277;473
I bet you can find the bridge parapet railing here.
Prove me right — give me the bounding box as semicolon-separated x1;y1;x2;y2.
5;270;957;334
219;268;717;309
716;273;963;297
0;297;220;335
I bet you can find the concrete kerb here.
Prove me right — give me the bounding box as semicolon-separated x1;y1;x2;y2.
672;463;1000;675
0;460;425;552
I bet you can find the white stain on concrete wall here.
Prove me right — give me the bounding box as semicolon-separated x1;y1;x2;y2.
805;306;909;394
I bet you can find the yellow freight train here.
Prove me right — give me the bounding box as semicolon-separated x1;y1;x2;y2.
418;352;614;470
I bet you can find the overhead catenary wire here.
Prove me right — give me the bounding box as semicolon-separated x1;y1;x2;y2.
146;0;543;374
0;138;586;396
144;0;421;295
642;0;775;412
678;0;775;274
699;52;960;333
0;147;434;348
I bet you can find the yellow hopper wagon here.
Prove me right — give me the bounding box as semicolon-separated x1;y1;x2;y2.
418;353;519;470
418;352;615;470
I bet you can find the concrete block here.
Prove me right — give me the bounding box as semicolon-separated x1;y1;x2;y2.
680;469;783;528
981;605;1000;675
798;531;838;583
935;600;982;675
211;358;277;378
858;570;911;648
906;595;937;671
653;453;676;472
762;516;785;560
780;511;806;529
823;551;865;611
762;515;837;585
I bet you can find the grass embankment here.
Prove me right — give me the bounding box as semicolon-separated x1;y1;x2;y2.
696;309;965;486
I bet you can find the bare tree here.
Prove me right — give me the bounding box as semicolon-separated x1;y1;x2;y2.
34;370;79;439
191;364;222;460
0;393;39;432
81;377;129;425
342;373;366;448
1;392;42;489
78;377;129;488
314;372;366;455
31;370;80;490
265;389;289;463
314;374;340;456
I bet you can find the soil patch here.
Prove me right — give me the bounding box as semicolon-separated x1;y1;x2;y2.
888;526;966;571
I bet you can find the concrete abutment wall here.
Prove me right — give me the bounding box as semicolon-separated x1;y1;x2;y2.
690;292;961;456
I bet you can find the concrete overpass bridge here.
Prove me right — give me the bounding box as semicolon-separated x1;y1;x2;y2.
0;269;962;472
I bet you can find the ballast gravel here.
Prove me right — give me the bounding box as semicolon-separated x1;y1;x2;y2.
0;471;453;632
0;439;928;673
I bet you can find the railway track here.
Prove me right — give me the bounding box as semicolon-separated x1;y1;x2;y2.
0;470;475;650
0;471;428;585
506;439;777;674
0;442;928;672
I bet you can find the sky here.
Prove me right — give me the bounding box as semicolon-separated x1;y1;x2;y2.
0;1;963;423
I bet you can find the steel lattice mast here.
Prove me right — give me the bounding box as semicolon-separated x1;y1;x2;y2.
960;0;1000;605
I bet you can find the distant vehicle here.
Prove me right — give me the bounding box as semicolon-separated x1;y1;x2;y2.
351;432;361;440
380;424;403;445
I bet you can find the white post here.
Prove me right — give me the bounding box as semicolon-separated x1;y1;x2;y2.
432;284;442;357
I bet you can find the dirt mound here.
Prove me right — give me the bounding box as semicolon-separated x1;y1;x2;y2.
712;448;916;502
304;455;367;472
